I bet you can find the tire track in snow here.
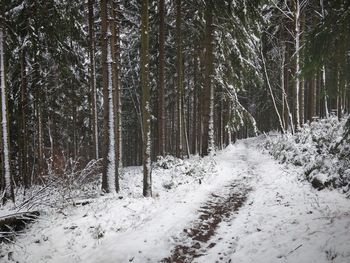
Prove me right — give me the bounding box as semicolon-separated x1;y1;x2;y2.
161;178;252;263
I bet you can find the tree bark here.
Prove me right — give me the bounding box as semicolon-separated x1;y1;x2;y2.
283;42;290;131
111;0;120;191
101;0;108;192
20;48;29;188
0;25;14;203
192;52;198;154
322;65;329;118
175;0;183;159
141;0;152;197
310;74;316;120
299;12;305;126
101;0;117;193
294;0;301;130
158;0;165;157
202;1;214;156
87;0;99;160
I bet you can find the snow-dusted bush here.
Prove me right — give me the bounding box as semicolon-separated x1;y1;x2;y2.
153;155;216;191
154;155;185;169
263;116;350;195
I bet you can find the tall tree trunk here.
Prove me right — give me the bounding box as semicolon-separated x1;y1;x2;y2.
192;52;198;154
283;42;290;131
299;12;305;126
175;0;183;158
202;0;214;156
0;26;14;203
316;72;321;117
111;0;120;191
294;0;301;131
310;74;317;120
198;45;205;156
337;62;345;119
116;1;123;168
48;116;54;175
171;95;176;154
183;93;190;158
20;48;29;188
322;65;329;118
32;8;44;181
72;105;77;160
101;0;108;192
342;79;346;115
101;0;117;193
219;98;223;149
88;0;99;160
280;36;285;129
36;87;43;179
141;0;152;197
158;0;165;157
300;79;304;125
227;100;232;145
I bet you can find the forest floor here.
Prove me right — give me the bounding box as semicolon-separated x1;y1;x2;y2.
1;138;350;263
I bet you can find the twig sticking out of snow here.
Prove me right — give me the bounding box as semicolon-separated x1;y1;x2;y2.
287;244;303;256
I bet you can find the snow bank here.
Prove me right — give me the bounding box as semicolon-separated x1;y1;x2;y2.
263;116;350;196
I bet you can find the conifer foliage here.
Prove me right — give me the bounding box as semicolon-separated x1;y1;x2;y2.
0;0;349;201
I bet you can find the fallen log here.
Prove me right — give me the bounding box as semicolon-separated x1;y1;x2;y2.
0;211;40;242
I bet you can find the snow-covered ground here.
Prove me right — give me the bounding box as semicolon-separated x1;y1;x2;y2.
200;140;350;263
1;138;350;263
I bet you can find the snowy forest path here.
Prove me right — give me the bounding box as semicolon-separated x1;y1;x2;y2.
82;140;261;263
161;141;260;262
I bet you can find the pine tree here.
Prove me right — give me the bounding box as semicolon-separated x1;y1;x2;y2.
0;17;14;203
293;0;301;131
111;0;121;191
141;0;152;197
87;0;99;160
157;0;165;157
201;0;214;156
20;47;29;188
101;0;117;193
175;0;183;158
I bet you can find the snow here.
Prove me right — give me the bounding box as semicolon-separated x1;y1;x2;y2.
1;138;350;263
198;139;350;263
7;2;24;16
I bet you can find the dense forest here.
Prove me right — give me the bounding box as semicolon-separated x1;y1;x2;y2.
0;0;349;202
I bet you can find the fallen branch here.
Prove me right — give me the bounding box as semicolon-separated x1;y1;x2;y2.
287;244;303;256
0;211;40;242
